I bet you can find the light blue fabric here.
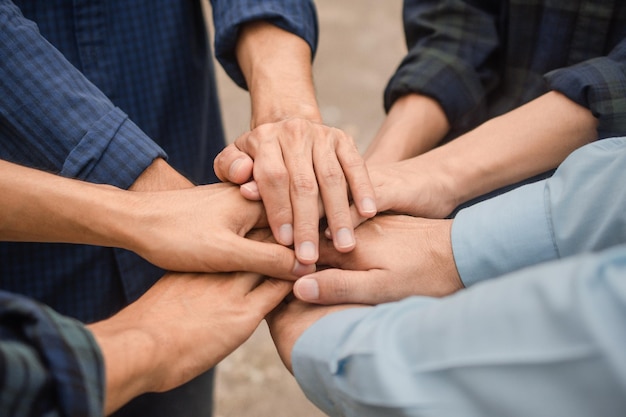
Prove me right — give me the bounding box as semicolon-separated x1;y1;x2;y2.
452;136;626;287
292;137;626;417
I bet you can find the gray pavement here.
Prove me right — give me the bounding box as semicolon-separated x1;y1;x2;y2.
211;1;405;416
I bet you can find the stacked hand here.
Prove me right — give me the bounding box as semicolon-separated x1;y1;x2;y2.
214;118;377;264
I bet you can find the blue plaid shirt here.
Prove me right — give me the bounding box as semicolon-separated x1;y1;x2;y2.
387;0;626;140
0;290;104;417
0;0;317;323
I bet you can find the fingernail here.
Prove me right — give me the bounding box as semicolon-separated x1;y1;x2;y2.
361;197;377;215
335;227;355;249
293;260;316;276
324;227;332;239
241;181;259;195
295;278;319;301
298;241;317;263
279;224;294;246
229;158;244;179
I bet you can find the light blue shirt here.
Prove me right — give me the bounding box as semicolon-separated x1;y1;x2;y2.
292;137;626;417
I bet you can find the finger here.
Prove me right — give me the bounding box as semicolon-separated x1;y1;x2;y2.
324;204;369;242
252;140;295;247
213;141;254;184
314;131;356;253
317;234;355;267
336;135;377;219
247;278;294;315
240;180;261;200
284;137;320;264
293;268;394;305
225;235;316;280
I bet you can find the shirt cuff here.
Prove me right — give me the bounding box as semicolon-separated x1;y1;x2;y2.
211;0;318;89
451;180;558;287
545;56;626;139
60;107;167;189
292;307;373;415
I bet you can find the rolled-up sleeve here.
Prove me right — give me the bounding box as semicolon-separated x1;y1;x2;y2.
452;136;626;287
0;1;166;189
384;0;500;122
0;291;104;417
545;38;626;139
210;0;318;89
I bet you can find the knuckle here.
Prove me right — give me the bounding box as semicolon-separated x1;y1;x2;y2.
259;165;289;187
291;174;318;196
328;276;351;299
318;163;345;187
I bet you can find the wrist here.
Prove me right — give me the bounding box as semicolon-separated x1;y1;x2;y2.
365;94;449;165
87;322;160;414
129;158;193;192
425;219;464;295
237;21;322;127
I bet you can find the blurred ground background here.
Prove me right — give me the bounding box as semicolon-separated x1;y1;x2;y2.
207;1;406;416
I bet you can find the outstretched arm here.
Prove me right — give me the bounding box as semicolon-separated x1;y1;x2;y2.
212;17;376;264
0;159;314;279
269;247;626;416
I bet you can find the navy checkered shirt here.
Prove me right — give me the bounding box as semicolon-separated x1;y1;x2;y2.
0;0;317;324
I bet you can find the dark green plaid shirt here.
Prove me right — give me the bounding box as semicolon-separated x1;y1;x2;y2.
386;0;626;139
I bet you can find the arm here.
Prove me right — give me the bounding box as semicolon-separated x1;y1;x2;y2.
0;291;105;417
364;0;501;165
0;159;314;279
0;270;292;416
211;2;376;263
269;246;626;416
0;1;165;189
363;94;450;166
294;136;626;305
362;90;597;219
89;270;292;414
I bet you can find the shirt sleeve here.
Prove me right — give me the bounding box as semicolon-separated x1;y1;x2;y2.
545;37;626;139
292;246;626;417
0;1;166;189
451;136;626;287
384;0;501;122
0;291;104;417
210;0;318;89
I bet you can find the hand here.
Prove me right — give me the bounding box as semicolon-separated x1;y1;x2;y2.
214;118;377;264
89;270;293;414
340;154;461;233
124;182;315;279
267;299;358;373
295;214;464;305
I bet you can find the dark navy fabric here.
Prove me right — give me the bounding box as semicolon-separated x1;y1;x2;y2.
387;0;626;140
0;1;317;415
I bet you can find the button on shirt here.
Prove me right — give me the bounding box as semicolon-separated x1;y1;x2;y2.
386;0;626;139
0;0;318;323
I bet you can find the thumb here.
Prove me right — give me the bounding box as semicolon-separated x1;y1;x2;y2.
247;278;294;315
293;268;389;305
213;142;254;184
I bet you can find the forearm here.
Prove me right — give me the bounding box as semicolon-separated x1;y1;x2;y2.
236;21;321;127
0;159;137;246
452;136;626;286
364;94;450;165
87;322;159;415
292;247;626;416
430;91;598;207
0;3;165;188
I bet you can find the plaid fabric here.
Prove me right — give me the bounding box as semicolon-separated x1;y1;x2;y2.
0;0;317;323
0;290;104;417
211;0;318;89
386;0;626;139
